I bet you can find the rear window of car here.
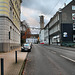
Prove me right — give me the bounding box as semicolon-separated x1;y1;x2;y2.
24;44;29;46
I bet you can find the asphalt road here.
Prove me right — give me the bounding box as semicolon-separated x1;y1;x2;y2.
23;44;75;75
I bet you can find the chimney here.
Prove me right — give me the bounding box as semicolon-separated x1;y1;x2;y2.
39;15;44;29
64;3;66;7
58;8;62;11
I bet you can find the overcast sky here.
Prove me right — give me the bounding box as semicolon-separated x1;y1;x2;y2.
21;0;72;34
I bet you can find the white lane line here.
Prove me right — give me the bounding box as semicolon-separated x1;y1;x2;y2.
60;55;75;63
51;51;56;54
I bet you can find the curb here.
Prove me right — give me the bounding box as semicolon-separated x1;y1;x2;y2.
19;52;29;75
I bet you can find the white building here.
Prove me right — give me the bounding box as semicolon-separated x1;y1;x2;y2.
39;29;44;43
26;38;38;44
44;24;49;44
0;0;22;52
49;12;60;45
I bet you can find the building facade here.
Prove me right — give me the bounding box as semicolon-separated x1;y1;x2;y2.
39;29;44;43
39;15;44;29
0;0;22;52
20;20;28;45
49;0;75;46
39;15;45;44
49;12;60;45
44;23;49;44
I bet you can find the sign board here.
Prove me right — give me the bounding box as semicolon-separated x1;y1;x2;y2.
63;32;68;37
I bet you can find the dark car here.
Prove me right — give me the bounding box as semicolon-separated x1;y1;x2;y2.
30;43;32;49
21;43;31;52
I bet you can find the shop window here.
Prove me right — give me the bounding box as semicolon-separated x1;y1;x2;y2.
73;23;75;30
74;38;75;40
73;35;75;42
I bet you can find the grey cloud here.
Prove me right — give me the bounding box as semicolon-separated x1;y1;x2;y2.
22;0;58;15
21;0;71;34
21;0;71;26
22;0;72;15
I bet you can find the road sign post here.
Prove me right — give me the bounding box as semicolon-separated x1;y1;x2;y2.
15;51;17;63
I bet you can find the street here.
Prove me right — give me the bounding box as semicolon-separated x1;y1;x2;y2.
23;44;75;75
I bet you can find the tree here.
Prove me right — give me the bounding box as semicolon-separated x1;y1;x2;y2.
22;28;31;40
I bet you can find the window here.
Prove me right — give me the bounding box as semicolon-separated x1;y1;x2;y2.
10;7;12;11
72;5;75;10
73;23;75;30
13;12;14;15
10;26;12;40
73;35;75;42
72;13;75;20
9;32;10;39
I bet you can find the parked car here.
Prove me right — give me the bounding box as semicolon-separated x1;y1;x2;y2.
21;43;31;52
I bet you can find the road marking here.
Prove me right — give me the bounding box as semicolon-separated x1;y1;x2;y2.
60;55;75;63
51;51;56;54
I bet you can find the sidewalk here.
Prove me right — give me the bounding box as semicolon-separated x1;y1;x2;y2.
0;47;28;75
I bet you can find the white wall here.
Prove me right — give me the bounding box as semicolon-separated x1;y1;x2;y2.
39;29;44;43
26;38;38;44
44;26;49;44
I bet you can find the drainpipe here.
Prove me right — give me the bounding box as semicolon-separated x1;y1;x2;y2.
59;11;62;46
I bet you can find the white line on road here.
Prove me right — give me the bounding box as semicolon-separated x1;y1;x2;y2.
60;55;75;63
51;51;56;54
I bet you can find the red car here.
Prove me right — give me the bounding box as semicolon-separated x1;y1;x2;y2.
40;42;44;44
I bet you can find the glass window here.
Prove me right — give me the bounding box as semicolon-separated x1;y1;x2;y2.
72;5;75;10
72;13;75;20
73;23;75;30
73;35;75;42
9;32;10;39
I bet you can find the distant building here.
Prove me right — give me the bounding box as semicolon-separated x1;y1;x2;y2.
26;34;39;44
0;0;22;52
48;0;75;46
20;20;29;45
30;34;39;38
39;29;44;43
39;15;45;43
39;15;44;29
20;20;28;32
26;38;38;44
44;23;49;44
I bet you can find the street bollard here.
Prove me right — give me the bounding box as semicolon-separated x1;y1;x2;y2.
15;51;17;63
1;58;4;75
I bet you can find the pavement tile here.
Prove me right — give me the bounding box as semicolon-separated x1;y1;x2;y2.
0;47;28;75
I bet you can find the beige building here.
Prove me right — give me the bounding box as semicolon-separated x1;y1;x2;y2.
0;0;22;52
